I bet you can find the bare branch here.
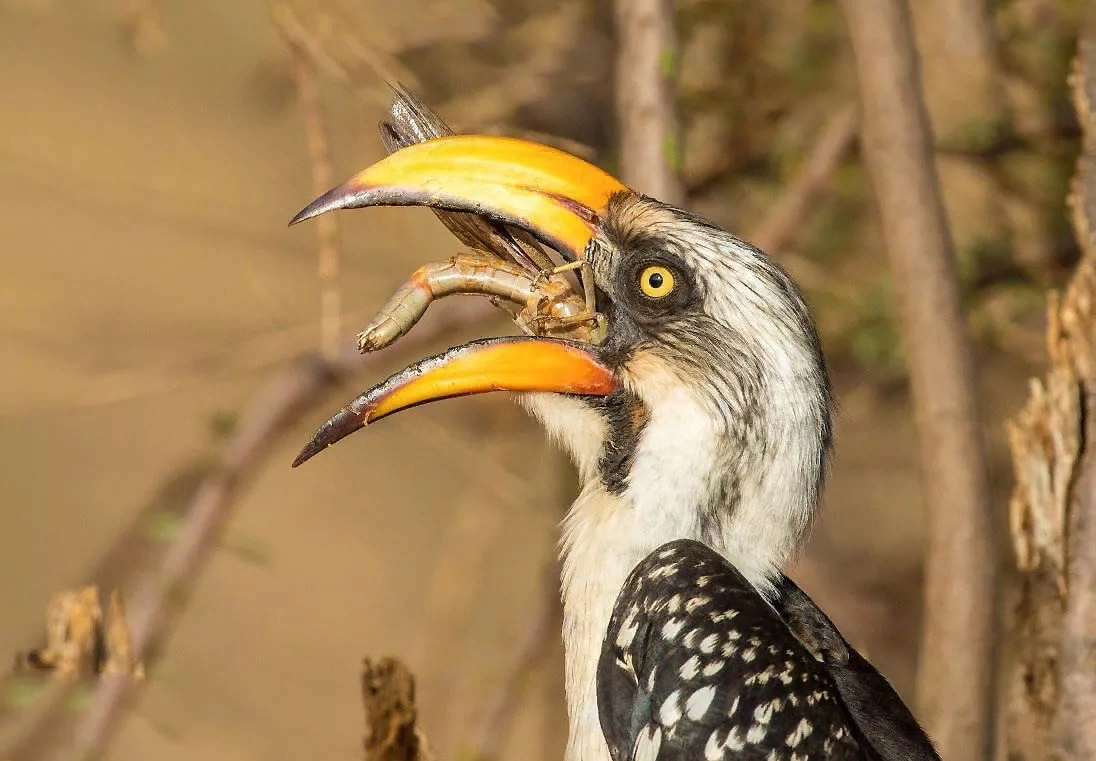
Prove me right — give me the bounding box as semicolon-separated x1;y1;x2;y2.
466;559;562;761
941;0;998;61
434;3;587;133
266;1;419;102
612;0;684;205
58;357;347;761
120;0;167;55
0;299;493;761
408;489;514;727
281;29;343;358
3;305;379;417
836;1;997;759
749;104;859;256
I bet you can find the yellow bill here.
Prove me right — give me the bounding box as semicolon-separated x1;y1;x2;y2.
289;135;629;259
292;337;618;467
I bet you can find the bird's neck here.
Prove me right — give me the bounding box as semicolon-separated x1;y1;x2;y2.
521;376;829;761
525;369;828;591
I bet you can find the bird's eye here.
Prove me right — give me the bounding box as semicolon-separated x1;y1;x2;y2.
639;266;675;299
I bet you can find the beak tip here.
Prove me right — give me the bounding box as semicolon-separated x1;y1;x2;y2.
290;445;318;468
292;407;370;468
289;183;367;226
288;197;329;227
287;209;311;227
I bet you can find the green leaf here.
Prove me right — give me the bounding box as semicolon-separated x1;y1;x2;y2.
146;509;184;542
659;48;677;80
4;676;45;709
662;132;683;173
68;684;93;712
219;531;274;566
208;409;239;440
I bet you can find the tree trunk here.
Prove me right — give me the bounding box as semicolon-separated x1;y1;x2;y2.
611;0;684;205
910;0;1010;263
1005;30;1096;761
837;1;998;759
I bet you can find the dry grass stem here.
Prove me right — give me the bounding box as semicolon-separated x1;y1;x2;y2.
268;1;417;102
281;32;343;359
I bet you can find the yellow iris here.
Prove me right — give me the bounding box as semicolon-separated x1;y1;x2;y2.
639;265;675;298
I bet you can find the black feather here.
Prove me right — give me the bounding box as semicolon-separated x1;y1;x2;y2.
774;579;941;761
598;540;940;761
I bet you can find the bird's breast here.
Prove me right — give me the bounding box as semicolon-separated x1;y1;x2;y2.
559;484;710;761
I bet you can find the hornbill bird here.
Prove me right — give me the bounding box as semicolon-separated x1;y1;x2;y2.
289;123;939;760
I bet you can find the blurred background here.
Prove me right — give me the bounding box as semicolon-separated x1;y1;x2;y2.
0;1;1083;760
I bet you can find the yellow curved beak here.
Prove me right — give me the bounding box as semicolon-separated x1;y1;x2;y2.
289;135;629;259
292;337;618;467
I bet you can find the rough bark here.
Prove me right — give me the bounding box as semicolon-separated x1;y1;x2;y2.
611;0;684;205
362;658;435;761
1005;30;1096;761
836;1;998;760
1056;32;1096;759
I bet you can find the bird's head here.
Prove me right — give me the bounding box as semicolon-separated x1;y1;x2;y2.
291;135;834;590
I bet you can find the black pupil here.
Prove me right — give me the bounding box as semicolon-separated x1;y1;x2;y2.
648;272;664;289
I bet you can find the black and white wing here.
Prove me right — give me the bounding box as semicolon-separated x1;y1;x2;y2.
597;539;871;761
773;578;940;761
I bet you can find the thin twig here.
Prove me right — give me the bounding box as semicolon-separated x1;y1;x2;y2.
749;104;859;255
267;1;417;103
269;2;352;86
744;102;860;301
431;3;587;133
837;1;998;759
463;449;574;761
466;558;563;761
283;34;342;358
0;306;383;419
409;489;512;727
0;299;492;761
